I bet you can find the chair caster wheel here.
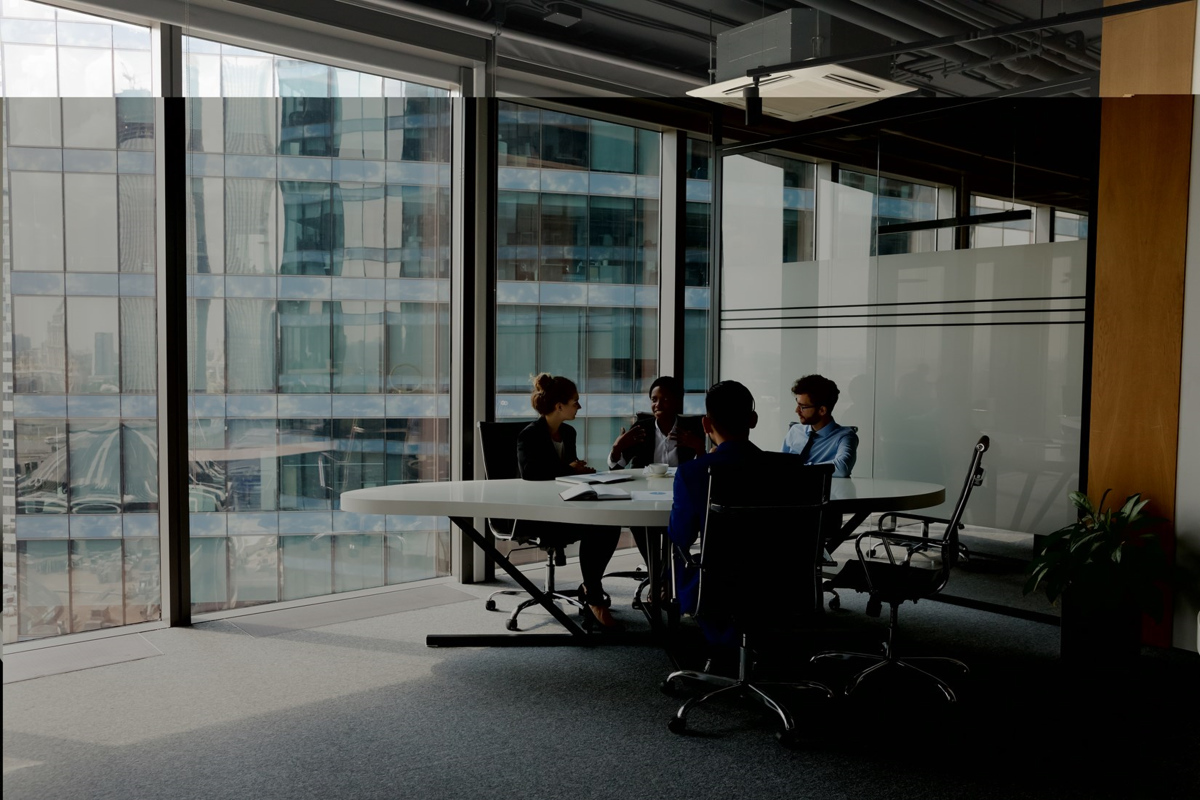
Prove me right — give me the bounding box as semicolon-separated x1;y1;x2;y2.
485;600;497;611
667;717;687;734
827;596;840;610
776;729;800;749
505;619;519;631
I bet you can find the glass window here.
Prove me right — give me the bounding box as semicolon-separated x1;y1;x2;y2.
223;97;277;155
6;97;61;146
70;539;124;631
16;419;69;515
18;541;70;638
188;418;227;512
62;97;116;148
188;298;226;394
332;301;385;394
683;309;708;393
187;177;225;274
332;182;385;277
122;420;159;513
333;534;384;592
182;38;453;612
119;174;156;273
278;419;329;510
540;194;587;282
65;173;119;272
69;420;122;513
497;191;538;281
278;300;332;393
229;535;279;608
540;111;588;170
124;538;161;624
840;169;938;256
13;296;66;393
227;418;278;512
970;194;1035;248
385;302;446;394
496;305;538;393
498;101;540;168
9;171;65;272
538;306;586;387
590;120;634;173
225;179;278;274
1054;209;1088;242
66;297;120;394
120;296;157;392
225;299;276;392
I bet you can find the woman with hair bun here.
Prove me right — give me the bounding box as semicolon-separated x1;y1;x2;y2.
517;373;622;630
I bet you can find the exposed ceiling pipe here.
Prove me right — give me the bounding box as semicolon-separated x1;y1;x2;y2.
918;0;1101;71
335;0;707;87
798;0;1034;87
791;0;983;67
843;0;1079;82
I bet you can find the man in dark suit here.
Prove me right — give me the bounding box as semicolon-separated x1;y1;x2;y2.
606;376;706;471
668;380;761;624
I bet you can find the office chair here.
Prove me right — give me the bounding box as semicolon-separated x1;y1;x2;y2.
815;435;990;703
663;455;835;747
476;420;590;630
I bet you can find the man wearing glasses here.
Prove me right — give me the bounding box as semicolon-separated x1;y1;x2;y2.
782;374;859;477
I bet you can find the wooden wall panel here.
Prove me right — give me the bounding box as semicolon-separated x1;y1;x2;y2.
1100;0;1196;96
1092;96;1192;646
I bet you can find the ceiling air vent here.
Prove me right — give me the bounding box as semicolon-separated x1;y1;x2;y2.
687;64;914;123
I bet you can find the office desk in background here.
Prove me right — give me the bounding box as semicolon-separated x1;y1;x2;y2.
341;475;945;647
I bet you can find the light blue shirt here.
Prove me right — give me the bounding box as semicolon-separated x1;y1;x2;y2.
782;420;859;478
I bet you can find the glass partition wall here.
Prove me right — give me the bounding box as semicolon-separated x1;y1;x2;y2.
717;110;1094;616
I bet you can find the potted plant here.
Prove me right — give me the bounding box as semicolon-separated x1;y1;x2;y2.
1024;489;1170;663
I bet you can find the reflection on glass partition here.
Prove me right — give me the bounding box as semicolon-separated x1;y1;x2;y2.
970;194;1035;248
2;0;160;642
182;37;453;613
494;101;661;468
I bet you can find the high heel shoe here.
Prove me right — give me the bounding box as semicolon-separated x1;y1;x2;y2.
577;583;611;608
581;603;623;632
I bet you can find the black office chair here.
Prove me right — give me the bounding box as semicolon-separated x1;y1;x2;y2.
477;420;590;630
786;421;857;609
815;435;990;703
663;455;835;747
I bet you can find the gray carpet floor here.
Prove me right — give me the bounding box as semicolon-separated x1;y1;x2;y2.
3;551;1197;800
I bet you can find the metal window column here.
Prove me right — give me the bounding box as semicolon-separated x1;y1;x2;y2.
708;112;723;387
449;59;493;583
658;130;685;378
156;23;190;626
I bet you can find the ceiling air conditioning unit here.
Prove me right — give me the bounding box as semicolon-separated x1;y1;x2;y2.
686;64;916;123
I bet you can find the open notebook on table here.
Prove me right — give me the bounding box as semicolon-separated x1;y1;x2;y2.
558;484;631;502
555;472;634;486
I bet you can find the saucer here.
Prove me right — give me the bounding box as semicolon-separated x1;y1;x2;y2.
642;469;671;478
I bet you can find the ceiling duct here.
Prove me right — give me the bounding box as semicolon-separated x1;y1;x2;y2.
687;63;916;123
714;7;894;83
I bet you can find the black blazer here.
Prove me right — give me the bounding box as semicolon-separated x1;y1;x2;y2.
618;412;705;470
517;417;579;481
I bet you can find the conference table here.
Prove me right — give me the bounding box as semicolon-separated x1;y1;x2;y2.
341;473;944;648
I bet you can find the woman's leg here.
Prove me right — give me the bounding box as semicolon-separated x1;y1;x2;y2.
578;525;620;605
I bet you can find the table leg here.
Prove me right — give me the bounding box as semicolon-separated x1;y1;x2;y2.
425;516;592;648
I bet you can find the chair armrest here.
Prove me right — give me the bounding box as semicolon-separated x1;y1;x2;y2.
853;530;937;590
878;512;964;534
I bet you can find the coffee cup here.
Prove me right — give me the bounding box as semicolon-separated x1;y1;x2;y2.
646;463;669;476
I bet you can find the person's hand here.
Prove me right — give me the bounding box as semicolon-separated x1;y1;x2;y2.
670;428;705;454
709;443;719;454
569;460;596;474
611;425;646;455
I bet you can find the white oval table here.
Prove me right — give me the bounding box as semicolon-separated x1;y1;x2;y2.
342;474;944;647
